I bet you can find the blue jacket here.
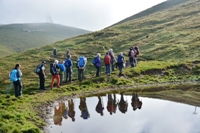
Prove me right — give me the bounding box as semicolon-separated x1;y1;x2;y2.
95;56;101;67
117;55;124;63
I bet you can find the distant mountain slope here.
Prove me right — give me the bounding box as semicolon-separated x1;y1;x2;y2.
0;23;91;57
109;0;189;27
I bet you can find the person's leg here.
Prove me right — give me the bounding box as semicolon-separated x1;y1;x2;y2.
112;60;115;71
97;66;100;77
18;80;23;96
51;75;55;88
108;64;111;75
39;75;42;89
59;74;63;85
13;81;18;97
69;68;72;82
56;75;60;87
66;69;69;82
78;69;81;81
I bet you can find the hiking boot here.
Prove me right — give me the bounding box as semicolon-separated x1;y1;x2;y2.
57;86;61;88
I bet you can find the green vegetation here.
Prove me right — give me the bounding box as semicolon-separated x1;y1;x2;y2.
0;0;200;132
0;23;90;57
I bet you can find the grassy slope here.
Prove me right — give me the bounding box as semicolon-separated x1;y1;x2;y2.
0;0;200;132
109;0;189;27
0;23;91;57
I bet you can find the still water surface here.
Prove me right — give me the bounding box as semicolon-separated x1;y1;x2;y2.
47;93;200;133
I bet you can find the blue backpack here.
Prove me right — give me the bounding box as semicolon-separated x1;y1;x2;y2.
79;57;85;67
64;59;71;67
82;110;89;119
10;69;18;82
117;55;124;63
92;57;97;65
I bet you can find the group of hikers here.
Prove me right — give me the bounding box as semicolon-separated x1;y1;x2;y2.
9;46;140;97
53;93;142;125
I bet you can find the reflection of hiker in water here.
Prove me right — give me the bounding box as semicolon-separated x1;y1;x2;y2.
68;99;76;122
118;93;128;114
61;102;68;119
96;96;104;116
107;94;117;115
131;93;142;111
53;103;63;126
79;97;90;120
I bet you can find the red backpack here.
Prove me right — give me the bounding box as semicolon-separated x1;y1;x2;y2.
104;55;111;64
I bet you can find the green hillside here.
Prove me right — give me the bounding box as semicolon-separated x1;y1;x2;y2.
0;0;200;132
0;23;91;57
109;0;189;27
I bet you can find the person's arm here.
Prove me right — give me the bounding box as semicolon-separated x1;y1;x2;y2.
42;66;46;78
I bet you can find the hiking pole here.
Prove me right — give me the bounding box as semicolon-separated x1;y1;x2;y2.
5;83;13;94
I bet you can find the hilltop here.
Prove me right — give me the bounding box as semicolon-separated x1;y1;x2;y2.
0;0;200;132
0;23;91;57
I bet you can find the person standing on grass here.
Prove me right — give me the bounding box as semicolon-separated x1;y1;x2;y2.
128;47;136;67
93;53;101;77
104;52;111;76
117;52;125;76
77;56;87;81
9;64;23;97
109;49;115;72
66;49;70;57
38;61;47;90
50;60;60;89
64;55;73;83
53;47;57;58
58;61;66;86
134;46;140;66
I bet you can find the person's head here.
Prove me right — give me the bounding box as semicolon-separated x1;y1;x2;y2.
72;117;75;122
137;101;142;109
100;112;104;116
54;47;56;49
15;64;20;69
109;49;113;52
42;61;46;65
67;54;71;59
110;112;112;115
63;116;68;119
133;107;137;111
54;60;59;64
120;52;123;55
97;53;101;57
106;52;108;55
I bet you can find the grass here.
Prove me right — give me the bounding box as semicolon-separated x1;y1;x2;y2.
0;0;200;132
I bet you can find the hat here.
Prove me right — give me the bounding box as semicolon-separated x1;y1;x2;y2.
42;61;46;64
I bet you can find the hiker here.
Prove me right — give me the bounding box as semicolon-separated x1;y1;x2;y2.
53;47;57;58
134;46;140;66
64;55;73;83
96;96;104;116
131;93;142;111
109;49;115;71
66;49;70;57
61;102;68;119
118;93;128;114
79;97;90;120
93;53;101;77
58;61;66;86
50;60;60;89
9;64;23;97
37;61;47;90
117;52;125;76
107;94;117;115
53;103;63;126
68;99;75;122
128;47;136;67
77;56;87;81
104;52;111;76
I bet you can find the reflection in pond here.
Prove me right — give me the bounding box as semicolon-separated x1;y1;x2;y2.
48;93;200;133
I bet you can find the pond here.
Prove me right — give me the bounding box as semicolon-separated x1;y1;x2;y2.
46;93;200;133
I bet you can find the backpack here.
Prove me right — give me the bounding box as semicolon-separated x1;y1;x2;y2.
10;69;18;82
135;47;140;56
131;50;135;58
104;55;111;65
50;63;55;75
82;110;89;119
64;59;71;67
109;52;114;59
117;55;123;63
79;57;85;67
92;57;97;65
34;64;42;75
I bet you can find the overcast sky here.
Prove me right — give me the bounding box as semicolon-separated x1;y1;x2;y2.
0;0;166;31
